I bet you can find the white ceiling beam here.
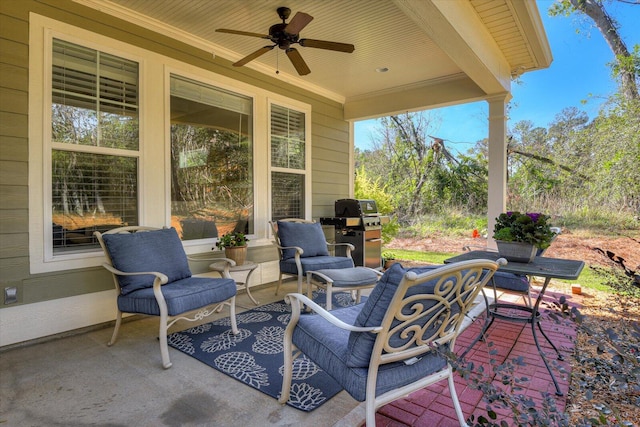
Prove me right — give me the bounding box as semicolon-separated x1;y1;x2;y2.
344;75;486;120
392;0;512;95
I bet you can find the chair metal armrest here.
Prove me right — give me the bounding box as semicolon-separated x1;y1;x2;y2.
284;293;381;333
327;241;354;258
327;242;355;251
102;263;169;284
274;243;304;256
186;254;236;265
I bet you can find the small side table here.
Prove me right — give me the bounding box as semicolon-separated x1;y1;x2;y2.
209;261;259;306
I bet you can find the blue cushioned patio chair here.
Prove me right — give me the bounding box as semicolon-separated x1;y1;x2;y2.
269;219;355;295
280;259;505;427
95;226;239;369
463;227;561;307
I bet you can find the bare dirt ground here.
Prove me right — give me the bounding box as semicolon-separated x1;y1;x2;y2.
387;232;640;425
387;233;640;271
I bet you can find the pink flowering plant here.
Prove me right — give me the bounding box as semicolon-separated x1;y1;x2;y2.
493;211;556;249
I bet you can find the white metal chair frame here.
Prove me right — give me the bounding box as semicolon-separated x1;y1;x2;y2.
269;218;355;295
280;259;505;427
95;226;239;369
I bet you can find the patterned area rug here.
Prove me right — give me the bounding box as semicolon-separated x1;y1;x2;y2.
167;291;362;411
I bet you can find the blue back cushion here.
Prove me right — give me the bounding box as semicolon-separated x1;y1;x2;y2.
102;228;192;295
346;263;444;368
277;221;330;260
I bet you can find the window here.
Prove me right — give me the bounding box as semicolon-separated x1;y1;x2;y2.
30;16;315;274
50;39;139;254
170;75;253;241
270;104;307;220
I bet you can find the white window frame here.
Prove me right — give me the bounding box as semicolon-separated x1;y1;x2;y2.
164;68;258;253
267;99;312;221
28;14;313;274
29;15;148;273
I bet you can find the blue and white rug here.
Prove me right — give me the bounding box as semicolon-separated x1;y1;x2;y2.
167;291;362;411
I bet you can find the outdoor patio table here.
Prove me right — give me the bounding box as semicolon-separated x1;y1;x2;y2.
444;250;584;396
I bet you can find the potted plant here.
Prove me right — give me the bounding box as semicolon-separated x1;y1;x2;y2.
214;232;249;265
492;212;556;263
382;250;398;270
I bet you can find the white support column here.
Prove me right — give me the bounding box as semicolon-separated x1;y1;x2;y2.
486;94;510;248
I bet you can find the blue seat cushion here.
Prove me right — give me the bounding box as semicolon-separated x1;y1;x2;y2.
277;221;330;260
117;277;236;316
102;228;191;295
292;304;448;402
492;271;529;292
310;267;379;287
346;263;462;368
279;256;354;275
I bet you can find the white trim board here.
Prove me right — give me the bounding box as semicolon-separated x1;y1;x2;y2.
0;290;117;347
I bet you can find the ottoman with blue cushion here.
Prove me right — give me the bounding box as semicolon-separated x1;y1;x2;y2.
306;266;381;310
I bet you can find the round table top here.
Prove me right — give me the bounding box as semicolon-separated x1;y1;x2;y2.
209;260;257;272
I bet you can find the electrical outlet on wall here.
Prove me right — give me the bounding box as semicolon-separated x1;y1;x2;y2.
4;286;18;304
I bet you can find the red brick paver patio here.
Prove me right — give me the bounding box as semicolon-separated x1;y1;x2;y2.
374;288;582;427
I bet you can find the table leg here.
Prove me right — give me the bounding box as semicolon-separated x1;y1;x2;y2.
530;277;564;396
243;268;259;306
460;288;495;359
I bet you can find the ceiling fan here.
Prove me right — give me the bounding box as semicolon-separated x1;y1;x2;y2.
216;6;355;76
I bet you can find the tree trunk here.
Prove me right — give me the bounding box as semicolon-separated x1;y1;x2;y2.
569;0;639;102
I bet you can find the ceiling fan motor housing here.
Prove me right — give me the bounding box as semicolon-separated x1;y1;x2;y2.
269;23;299;49
216;6;354;76
276;7;291;21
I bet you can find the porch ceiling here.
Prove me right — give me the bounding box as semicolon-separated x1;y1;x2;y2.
76;0;551;119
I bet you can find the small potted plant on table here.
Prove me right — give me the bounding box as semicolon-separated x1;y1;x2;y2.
215;232;249;265
493;212;555;263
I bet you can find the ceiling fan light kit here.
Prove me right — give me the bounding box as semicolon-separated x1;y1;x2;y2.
216;6;355;76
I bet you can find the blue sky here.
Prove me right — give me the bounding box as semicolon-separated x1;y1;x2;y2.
354;1;640;152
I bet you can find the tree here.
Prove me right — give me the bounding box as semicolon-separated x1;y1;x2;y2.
550;0;640;102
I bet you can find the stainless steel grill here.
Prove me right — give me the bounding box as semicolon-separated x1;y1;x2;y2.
320;199;388;269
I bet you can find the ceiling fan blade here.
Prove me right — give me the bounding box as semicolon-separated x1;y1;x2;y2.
216;28;270;39
299;39;355;53
286;48;311;75
285;12;313;34
233;45;274;67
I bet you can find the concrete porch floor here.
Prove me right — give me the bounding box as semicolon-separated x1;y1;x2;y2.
0;280;579;427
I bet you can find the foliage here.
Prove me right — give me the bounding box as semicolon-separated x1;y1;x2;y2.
549;0;639;102
214;231;249;249
381;250;397;261
493;212;556;249
553;293;640;426
354;165;399;243
398;211;488;239
452;349;570;426
355;112;488;223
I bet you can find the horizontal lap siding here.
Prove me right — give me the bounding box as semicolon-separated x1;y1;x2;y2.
312;112;351;217
0;0;350;308
0;2;30;300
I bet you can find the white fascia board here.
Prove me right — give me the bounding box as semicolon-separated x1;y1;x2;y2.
510;0;553;71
